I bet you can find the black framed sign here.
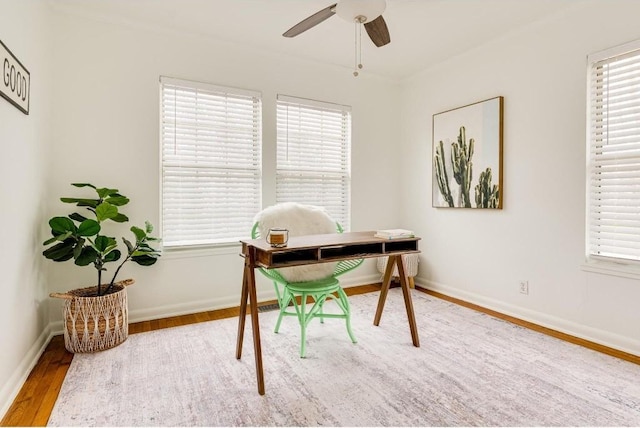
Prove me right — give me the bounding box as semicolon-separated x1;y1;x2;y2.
1;39;30;115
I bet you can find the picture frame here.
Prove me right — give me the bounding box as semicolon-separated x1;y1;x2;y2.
432;96;503;209
0;39;30;115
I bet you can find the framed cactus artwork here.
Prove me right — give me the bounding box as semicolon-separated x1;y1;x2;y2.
432;96;504;209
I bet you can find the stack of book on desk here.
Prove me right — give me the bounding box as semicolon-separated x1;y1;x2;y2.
374;229;415;239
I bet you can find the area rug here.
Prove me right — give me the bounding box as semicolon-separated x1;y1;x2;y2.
48;289;640;426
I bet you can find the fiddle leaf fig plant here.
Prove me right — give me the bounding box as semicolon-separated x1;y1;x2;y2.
43;183;161;296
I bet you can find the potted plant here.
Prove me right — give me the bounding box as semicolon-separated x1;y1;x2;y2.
44;183;160;353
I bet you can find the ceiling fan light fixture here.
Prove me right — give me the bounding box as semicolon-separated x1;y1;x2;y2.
336;0;386;24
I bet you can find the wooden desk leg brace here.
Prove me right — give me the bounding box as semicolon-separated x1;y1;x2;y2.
235;246;265;395
374;254;420;347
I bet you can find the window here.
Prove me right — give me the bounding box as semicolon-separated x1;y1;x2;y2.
160;77;261;247
276;95;352;230
587;40;640;263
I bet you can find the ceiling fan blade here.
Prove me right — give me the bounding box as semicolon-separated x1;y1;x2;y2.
283;3;337;38
364;15;390;47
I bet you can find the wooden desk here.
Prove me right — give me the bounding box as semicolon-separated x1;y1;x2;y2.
235;231;421;395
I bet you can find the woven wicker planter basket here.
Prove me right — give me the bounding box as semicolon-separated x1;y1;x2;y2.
50;279;134;353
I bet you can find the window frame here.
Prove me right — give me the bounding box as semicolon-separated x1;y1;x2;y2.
159;76;262;250
275;94;353;230
585;38;640;276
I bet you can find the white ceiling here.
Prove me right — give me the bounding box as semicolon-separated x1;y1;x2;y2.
51;0;582;80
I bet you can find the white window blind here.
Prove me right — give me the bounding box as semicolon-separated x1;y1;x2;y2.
588;40;640;263
276;95;352;230
160;77;261;247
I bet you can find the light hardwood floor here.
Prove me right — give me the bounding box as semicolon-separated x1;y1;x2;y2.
2;284;638;426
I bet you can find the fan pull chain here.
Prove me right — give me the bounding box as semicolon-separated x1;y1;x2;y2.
353;21;364;77
358;24;363;71
354;22;359;77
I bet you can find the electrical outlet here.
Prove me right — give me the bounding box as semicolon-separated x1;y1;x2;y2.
519;280;529;295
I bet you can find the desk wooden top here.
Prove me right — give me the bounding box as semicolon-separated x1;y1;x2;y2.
240;231;420;269
240;231;418;251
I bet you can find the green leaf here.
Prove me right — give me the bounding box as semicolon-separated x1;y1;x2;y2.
111;213;129;223
71;183;96;189
43;236;58;246
73;238;85;259
96;188;119;199
95;202;118;222
69;212;88;222
130;226;146;242
49;217;76;234
74;246;98;266
132;254;158;266
104;249;121;262
103;243;119;254
49;250;75;262
94;235;116;252
145;221;154;234
106;196;130;206
42;231;73;246
43;240;75;261
122;238;134;254
77;219;100;237
61;197;99;208
54;231;73;242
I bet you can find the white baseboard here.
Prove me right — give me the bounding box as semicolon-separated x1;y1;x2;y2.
0;325;54;421
49;274;382;335
340;273;381;288
416;277;640;357
124;273;380;325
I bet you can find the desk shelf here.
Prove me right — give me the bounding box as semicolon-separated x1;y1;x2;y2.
383;240;419;253
271;249;319;265
319;243;383;261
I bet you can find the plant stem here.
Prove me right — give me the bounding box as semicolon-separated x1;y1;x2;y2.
106;252;133;294
97;269;102;296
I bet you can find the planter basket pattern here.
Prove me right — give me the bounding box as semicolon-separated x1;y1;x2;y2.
376;254;419;279
51;279;134;353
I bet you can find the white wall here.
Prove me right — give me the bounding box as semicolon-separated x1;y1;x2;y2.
401;0;640;354
47;8;402;326
0;0;52;418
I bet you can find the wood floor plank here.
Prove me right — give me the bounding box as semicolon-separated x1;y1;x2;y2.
3;283;639;426
31;351;73;426
1;336;70;427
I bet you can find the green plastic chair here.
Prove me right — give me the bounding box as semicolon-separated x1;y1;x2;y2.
252;222;363;358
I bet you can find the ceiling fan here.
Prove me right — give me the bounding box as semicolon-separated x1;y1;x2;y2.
283;0;390;48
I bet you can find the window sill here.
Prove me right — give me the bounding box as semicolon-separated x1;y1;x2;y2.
581;260;640;281
161;242;241;259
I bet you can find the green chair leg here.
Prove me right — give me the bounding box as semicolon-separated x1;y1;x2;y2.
265;275;357;357
314;294;325;324
300;291;308;357
337;288;357;344
275;288;293;334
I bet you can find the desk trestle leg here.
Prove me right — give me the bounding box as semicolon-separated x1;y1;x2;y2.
235;261;249;359
235;249;266;395
374;254;420;347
